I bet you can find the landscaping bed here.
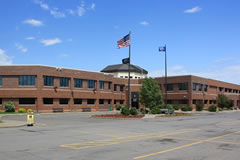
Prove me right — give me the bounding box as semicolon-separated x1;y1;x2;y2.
91;114;144;119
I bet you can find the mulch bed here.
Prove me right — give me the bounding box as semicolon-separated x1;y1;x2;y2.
91;114;144;119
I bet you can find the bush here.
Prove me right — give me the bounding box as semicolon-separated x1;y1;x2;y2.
181;106;188;112
116;105;122;111
18;108;26;113
196;103;204;111
121;106;130;115
130;107;138;115
187;106;193;111
151;107;160;114
27;109;33;112
172;104;179;110
140;108;148;114
208;105;217;112
4;102;15;112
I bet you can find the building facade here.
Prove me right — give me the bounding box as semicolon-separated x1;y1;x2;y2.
155;75;240;108
0;65;141;112
0;65;239;112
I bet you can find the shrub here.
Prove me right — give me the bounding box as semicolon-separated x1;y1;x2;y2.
181;106;188;112
196;103;204;111
27;109;33;112
18;108;26;113
121;106;130;115
130;107;138;115
172;104;179;110
166;104;174;110
187;106;193;111
151;107;160;114
4;102;15;112
140;108;148;114
116;105;122;111
208;105;217;112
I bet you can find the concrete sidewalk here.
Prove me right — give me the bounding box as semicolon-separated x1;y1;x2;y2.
0;115;26;128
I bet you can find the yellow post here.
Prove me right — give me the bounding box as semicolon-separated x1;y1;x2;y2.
27;111;34;126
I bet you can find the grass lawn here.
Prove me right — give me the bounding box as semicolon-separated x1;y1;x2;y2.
0;112;24;114
0;120;3;123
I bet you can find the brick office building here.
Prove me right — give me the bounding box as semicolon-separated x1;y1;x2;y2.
155;75;240;108
0;65;141;112
0;65;239;112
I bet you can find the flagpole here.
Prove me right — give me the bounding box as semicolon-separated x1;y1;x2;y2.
165;44;168;105
128;31;131;108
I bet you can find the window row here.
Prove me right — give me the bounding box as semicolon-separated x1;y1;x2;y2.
0;76;124;91
164;83;188;91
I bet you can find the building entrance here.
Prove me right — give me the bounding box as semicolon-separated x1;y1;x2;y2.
131;92;139;109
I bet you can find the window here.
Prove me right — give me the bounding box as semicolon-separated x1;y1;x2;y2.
179;100;188;104
19;98;35;105
166;84;173;91
44;76;54;86
87;99;95;105
192;83;197;91
99;81;104;90
108;99;111;104
114;100;116;104
0;76;2;86
120;76;123;78
0;98;2;104
114;84;117;91
120;85;124;92
19;76;35;86
74;79;82;88
198;84;202;91
204;84;208;92
204;100;208;104
120;100;124;104
43;98;53;105
178;83;188;90
88;80;95;89
219;87;224;92
192;100;196;104
60;98;69;105
74;99;82;105
125;76;128;78
60;77;69;87
99;99;104;105
108;82;111;89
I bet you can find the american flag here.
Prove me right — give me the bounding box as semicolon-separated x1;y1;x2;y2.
117;34;130;48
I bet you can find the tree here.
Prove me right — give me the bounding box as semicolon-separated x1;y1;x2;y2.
216;94;232;109
139;77;162;110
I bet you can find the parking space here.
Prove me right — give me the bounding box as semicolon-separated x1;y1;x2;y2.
1;111;240;160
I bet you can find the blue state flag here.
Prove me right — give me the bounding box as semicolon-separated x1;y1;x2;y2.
159;46;166;52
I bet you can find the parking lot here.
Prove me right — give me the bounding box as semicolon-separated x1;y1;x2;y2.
1;111;240;160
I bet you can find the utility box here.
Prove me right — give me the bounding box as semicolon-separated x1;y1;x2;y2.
27;111;34;126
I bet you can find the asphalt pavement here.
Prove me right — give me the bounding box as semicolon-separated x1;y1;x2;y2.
0;111;240;160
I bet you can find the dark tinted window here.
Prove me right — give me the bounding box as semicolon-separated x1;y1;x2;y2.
74;99;82;104
19;76;35;86
60;98;69;104
87;99;95;104
19;98;35;104
60;77;69;87
43;98;53;104
74;79;82;88
44;76;54;86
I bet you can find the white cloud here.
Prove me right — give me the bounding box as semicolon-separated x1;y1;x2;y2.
50;8;65;18
15;43;28;53
0;49;12;65
59;53;69;57
77;6;85;16
140;21;149;26
25;37;35;40
68;9;75;15
40;38;62;46
184;6;202;13
23;19;43;26
90;3;96;10
34;0;49;10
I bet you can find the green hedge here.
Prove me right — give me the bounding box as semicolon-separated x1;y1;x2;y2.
4;102;15;112
121;106;130;115
172;104;179;110
18;108;26;113
208;105;217;112
130;107;138;115
181;106;193;112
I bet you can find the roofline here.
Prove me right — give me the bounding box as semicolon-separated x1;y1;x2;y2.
0;64;113;75
153;74;240;86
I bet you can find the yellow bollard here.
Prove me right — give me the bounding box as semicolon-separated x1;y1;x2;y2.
27;111;34;126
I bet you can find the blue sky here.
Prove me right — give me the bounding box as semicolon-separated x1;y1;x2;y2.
1;0;240;84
